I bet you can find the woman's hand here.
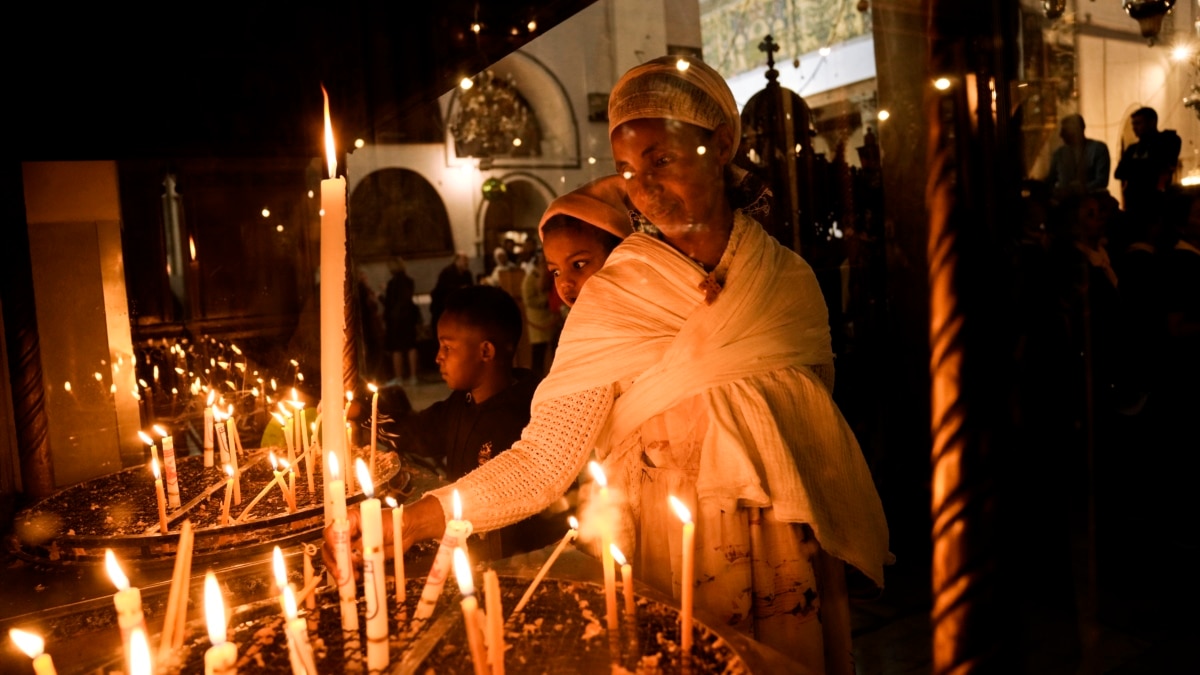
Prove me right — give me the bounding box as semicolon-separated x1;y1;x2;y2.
321;494;448;580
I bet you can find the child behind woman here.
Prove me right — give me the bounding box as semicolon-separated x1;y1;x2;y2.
537;175;633;307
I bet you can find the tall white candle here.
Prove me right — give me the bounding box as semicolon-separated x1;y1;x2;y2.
282;585;318;675
611;544;636;619
512;516;578;616
669;495;695;665
385;496;406;619
368;383;379;474
154;424;181;508
412;489;472;633
327;452;359;636
105;549;146;668
320;86;348;530
357;458;389;672
214;409;231;466
152;459;169;534
453;548;489;675
589;462;619;641
484;569;505;675
204;571;238;675
203;391;216;467
9;628;58;675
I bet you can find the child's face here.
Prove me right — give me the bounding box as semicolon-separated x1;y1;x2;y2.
435;313;488;391
543;229;612;306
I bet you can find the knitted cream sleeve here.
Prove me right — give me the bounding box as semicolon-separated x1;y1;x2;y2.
428;385;614;532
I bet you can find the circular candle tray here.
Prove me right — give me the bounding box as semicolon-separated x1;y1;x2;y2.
6;447;413;569
114;574;750;674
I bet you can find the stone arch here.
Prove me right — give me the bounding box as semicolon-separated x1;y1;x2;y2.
479;174;553;275
348;168;453;260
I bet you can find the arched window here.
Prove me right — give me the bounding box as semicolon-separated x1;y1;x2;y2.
348;168;453;260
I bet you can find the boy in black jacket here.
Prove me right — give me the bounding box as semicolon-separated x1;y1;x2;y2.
382;285;564;557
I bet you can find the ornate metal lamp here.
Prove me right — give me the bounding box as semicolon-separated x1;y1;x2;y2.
1122;0;1177;44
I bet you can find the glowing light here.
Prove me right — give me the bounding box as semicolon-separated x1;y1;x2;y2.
610;544;627;566
283;585;298;620
569;516;579;529
323;85;337;178
9;628;44;658
512;137;523;147
453;547;475;596
460;77;474;91
273;546;287;590
668;495;692;523
128;628;151;675
151;458;161;479
1172;44;1193;62
471;22;481;33
354;138;365;149
276;224;284;232
356;458;374;498
63;381;72;392
452;489;463;520
696;145;706;155
588;461;607;488
189;236;196;261
261;208;270;218
675;58;690;72
105;549;130;590
307;190;314;199
138;430;155;446
204;571;227;645
385;496;398;508
934;77;951;90
877;109;891;121
587;156;597;165
819;46;832;57
527;20;537;32
622;170;633;180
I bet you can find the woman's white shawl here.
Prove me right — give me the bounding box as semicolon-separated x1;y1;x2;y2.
534;212;891;587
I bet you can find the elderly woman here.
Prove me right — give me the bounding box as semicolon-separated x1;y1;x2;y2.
335;56;889;672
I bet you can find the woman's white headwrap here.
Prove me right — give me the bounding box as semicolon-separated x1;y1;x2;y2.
608;55;740;153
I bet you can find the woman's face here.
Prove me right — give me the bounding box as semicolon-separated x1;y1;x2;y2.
611;118;731;237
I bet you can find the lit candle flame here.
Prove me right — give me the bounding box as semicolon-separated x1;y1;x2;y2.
610;543;627;566
452;489;462;521
453;547;475;596
105;549;130;590
283;584;299;621
587;461;607;488
356;458;374;498
204;571;227;646
271;412;285;426
385;496;398;508
9;628;44;658
137;430;155;446
568;516;579;530
367;382;378;394
139;379;149;388
668;495;692;524
269;451;278;470
153;424;168;438
151;458;161;480
280;458;291;473
345;391;354;403
231;344;242;355
224;464;234;479
128;627;151;675
273;546;287;590
328;452;339;479
323;85;337;177
207;390;216;406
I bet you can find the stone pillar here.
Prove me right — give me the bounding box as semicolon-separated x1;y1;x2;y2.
22;161;142;487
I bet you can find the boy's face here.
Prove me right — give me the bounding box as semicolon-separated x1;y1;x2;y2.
543;229;612;306
435;313;489;391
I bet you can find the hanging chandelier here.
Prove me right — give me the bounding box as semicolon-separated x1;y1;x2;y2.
1122;0;1177;44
